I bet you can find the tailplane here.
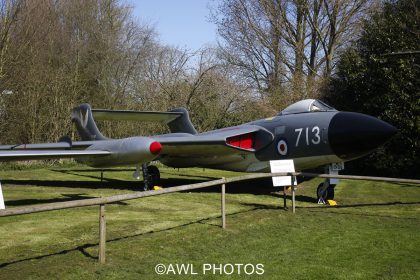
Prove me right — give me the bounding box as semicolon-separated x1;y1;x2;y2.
91;106;197;135
71;104;107;141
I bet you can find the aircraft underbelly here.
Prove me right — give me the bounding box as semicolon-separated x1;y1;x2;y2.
160;154;248;169
160;154;342;172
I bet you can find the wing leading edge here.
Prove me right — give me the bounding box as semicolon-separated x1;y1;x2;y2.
0;150;110;161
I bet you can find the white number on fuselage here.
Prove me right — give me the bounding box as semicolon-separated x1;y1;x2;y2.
294;128;303;147
295;126;321;146
312;126;321;144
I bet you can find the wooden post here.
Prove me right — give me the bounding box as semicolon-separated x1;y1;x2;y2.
221;178;226;229
0;182;5;210
283;186;287;210
100;171;104;183
291;176;296;214
99;204;106;264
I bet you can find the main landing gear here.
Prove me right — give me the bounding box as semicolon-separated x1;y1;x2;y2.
135;163;160;190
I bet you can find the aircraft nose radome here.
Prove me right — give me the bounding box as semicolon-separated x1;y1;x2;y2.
328;112;397;160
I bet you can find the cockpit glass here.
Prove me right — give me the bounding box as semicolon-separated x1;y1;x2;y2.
310;100;335;112
279;99;336;115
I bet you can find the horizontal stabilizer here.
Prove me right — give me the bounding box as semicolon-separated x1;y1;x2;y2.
92;107;197;134
92;109;183;123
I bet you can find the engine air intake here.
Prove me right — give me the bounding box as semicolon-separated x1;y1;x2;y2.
226;133;255;150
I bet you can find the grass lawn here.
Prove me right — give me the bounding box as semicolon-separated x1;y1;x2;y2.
0;164;419;279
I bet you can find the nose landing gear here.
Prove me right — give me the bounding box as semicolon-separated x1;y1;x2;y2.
317;182;336;204
317;163;343;204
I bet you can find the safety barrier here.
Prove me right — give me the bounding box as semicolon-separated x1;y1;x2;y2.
1;172;419;264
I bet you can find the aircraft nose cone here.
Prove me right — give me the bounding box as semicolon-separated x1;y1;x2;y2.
328;112;397;160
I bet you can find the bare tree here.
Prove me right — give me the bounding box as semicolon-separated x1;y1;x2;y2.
130;47;257;134
212;0;372;108
0;0;157;143
0;0;22;81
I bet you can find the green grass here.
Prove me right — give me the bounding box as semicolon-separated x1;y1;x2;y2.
0;165;419;279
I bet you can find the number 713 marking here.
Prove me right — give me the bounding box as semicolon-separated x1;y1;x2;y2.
295;126;320;147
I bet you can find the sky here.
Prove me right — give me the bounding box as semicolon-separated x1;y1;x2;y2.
132;0;219;51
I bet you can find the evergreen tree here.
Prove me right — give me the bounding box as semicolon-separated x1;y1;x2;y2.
325;0;419;178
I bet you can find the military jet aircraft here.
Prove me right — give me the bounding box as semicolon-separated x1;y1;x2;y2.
0;99;397;200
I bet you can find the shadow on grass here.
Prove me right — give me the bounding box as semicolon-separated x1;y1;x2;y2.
51;168;135;173
0;206;282;269
3;175;280;195
2;179;140;190
52;169;219;182
2;176;281;208
239;201;420;221
240;200;420;209
2;177;209;191
303;201;420;221
300;201;420;209
6;193;96;206
6;193;128;207
396;183;420;188
161;171;221;180
181;177;279;196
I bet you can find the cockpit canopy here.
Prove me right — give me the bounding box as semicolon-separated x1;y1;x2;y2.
279;99;337;115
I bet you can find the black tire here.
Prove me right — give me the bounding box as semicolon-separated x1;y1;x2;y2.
326;185;336;200
317;183;328;201
147;165;160;186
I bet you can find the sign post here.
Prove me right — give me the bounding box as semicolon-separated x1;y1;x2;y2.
291;175;296;213
270;160;297;212
0;182;5;210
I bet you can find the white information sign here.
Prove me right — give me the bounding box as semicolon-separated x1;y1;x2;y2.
270;160;297;187
0;182;5;210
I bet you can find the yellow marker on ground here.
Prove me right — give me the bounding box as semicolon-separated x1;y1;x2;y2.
327;200;337;206
153;186;162;190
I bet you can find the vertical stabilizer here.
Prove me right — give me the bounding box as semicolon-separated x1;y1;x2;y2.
72;104;107;141
167;108;197;135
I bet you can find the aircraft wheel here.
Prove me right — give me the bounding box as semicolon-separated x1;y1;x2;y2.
317;183;328;201
147;165;160;186
326;185;336;200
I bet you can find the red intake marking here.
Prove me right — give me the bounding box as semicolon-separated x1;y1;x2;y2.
226;133;254;150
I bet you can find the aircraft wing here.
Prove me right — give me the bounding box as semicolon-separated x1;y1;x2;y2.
0;150;110;161
0;142;72;150
0;125;273;163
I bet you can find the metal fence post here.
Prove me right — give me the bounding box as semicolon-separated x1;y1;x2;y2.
99;204;106;264
221;178;226;229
